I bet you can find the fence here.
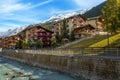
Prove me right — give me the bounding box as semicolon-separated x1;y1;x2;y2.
1;47;120;58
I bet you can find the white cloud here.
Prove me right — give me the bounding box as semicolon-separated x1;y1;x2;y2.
0;0;29;13
0;0;53;13
28;0;53;9
0;0;53;31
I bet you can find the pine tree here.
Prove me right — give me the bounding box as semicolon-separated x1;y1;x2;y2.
51;36;57;46
69;28;75;41
61;19;69;39
56;32;62;43
102;0;120;33
69;31;75;41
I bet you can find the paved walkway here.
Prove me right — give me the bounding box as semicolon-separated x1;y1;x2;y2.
56;37;93;49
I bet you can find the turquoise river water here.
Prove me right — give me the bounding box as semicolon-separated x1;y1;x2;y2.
0;57;77;80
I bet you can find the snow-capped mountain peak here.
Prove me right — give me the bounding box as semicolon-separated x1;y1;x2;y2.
42;9;88;23
0;26;26;38
0;9;89;38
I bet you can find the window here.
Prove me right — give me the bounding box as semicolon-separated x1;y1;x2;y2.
34;37;38;40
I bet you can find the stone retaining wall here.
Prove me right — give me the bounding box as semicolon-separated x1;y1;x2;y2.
1;53;120;80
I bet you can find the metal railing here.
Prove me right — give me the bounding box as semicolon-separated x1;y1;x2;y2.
1;47;120;58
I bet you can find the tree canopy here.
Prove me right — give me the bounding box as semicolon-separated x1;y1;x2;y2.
102;0;120;33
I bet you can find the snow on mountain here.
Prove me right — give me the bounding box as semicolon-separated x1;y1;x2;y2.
0;9;88;38
0;27;26;38
0;32;4;38
42;9;88;23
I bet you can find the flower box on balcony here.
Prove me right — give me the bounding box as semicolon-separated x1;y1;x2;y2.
28;34;33;37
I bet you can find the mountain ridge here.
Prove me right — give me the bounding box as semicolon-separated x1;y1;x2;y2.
0;27;26;38
42;9;88;24
83;1;106;18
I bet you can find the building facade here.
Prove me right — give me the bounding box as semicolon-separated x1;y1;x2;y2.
19;25;53;46
53;15;105;39
86;17;105;31
74;24;96;38
53;14;87;36
0;38;2;48
0;25;53;49
1;35;20;49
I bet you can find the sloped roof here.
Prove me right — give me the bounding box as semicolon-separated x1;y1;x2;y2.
18;24;53;34
74;24;95;31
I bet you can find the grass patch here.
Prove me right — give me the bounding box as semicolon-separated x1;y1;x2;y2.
67;35;107;48
110;39;120;47
89;34;120;48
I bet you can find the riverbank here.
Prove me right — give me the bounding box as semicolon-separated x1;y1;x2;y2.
0;56;77;80
1;53;119;80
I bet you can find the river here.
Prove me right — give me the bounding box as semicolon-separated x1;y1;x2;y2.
0;57;77;80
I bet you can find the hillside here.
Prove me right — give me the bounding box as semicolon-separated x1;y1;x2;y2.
67;33;120;49
89;34;120;48
67;35;107;48
83;1;106;18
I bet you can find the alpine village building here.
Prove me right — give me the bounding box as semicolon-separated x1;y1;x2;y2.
0;25;53;49
53;14;87;36
0;14;104;49
19;25;53;47
3;35;20;49
53;14;105;39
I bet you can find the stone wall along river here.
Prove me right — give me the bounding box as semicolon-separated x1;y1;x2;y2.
1;53;120;80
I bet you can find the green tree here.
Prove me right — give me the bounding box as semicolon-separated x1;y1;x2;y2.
28;37;36;48
56;32;62;43
36;39;43;48
69;31;75;41
22;41;28;49
51;36;57;46
102;0;120;33
69;27;75;41
61;19;69;39
15;40;23;49
15;41;19;49
27;41;31;48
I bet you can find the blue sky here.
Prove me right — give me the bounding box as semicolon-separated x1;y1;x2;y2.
0;0;105;32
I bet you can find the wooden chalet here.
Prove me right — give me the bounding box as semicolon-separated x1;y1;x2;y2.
19;24;53;46
53;14;87;36
2;35;20;49
87;17;104;31
74;24;96;38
